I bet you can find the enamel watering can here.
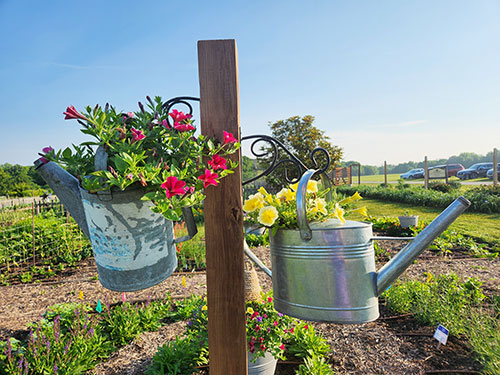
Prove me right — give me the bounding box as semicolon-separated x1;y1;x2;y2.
267;169;470;323
34;158;197;292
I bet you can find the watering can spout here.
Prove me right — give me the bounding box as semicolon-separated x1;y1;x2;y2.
376;196;471;296
34;159;90;239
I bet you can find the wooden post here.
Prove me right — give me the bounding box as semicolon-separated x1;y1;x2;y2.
198;39;247;375
357;164;361;185
384;161;387;185
424;156;428;189
445;165;449;184
494;148;498;186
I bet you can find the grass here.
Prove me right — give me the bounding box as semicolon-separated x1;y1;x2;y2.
349;198;500;245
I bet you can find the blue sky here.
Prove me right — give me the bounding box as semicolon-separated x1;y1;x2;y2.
1;0;499;167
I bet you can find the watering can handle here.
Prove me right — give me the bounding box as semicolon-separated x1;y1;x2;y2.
297;169;333;241
174;207;198;243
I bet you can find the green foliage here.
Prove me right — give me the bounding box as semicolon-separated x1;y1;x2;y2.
0;164;44;197
286;321;330;360
383;274;499;373
337;184;500;214
244;232;269;248
383;274;486;335
174;223;206;271
0;210;91;285
146;336;207;375
296;354;335;375
261;115;343;190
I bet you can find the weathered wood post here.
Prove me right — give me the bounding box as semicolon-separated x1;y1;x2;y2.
493;148;498;186
198;39;247;374
424;156;428;189
384;161;387;185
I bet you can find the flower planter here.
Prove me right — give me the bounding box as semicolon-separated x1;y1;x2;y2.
398;215;419;228
80;187;179;292
248;351;278;375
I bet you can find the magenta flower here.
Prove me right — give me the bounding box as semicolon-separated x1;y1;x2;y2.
198;169;218;188
63;105;88;121
208;154;227;170
161;176;187;199
131;128;145;142
161;119;171;129
39;146;54;164
169;109;192;123
173;122;195;132
280;344;285;350
223;130;237;144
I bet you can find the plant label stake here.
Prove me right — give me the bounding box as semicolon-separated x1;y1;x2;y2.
434;324;449;348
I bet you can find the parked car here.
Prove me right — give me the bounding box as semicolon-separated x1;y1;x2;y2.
428;164;464;178
400;168;425;179
456;163;493;180
486;165;500;179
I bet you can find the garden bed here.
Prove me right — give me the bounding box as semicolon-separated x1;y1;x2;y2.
1;242;498;374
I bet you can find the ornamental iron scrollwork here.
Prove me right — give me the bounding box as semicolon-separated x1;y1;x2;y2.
163;97;331;185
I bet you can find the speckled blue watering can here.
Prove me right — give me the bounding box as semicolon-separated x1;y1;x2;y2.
34;159;196;292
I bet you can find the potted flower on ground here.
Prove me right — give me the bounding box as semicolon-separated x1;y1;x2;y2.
398;210;419;228
36;96;240;291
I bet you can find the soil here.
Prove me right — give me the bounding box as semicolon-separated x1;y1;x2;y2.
1;240;498;375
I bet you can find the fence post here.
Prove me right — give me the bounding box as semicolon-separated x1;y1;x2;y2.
424;156;428;189
494;148;498;186
32;202;36;266
384;161;387;185
357;164;361;185
198;39;247;375
445;165;449;184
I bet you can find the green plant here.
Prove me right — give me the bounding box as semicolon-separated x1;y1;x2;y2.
244;232;269;248
42;96;240;221
146;336;207;375
296;353;335;375
286;321;330;360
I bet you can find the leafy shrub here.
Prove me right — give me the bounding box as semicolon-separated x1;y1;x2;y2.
429;181;454;193
245;232;269;248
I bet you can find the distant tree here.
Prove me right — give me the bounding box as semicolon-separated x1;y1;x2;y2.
260;115;343;190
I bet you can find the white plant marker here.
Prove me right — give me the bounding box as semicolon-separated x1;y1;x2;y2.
434;324;449;348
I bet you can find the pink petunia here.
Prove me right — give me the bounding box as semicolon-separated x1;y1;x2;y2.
207;154;227;170
131;128;145;142
63;105;88;121
223;131;237;144
39;146;54;164
280;344;285;350
169;109;192;123
173;122;195;132
161;119;171;129
161;176;187;199
198;169;219;188
126;112;135;118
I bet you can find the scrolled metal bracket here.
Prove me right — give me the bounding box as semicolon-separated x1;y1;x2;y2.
163;96;331;185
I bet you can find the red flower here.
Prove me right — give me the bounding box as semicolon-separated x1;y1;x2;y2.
169;109;192;123
173;122;195;132
131;128;145;142
280;344;285;350
63;105;88;121
304;324;308;330
198;169;218;188
161;119;171;129
208;154;227;170
161;176;187;199
223;131;237;144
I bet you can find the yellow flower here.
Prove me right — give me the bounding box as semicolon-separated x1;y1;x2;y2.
182;276;186;288
350;206;368;217
333;204;346;223
311;198;328;215
258;206;279;226
276;188;295;202
243;193;265;213
290;180;318;193
339;191;363;205
246;307;254;314
258;186;270;196
201;305;208;311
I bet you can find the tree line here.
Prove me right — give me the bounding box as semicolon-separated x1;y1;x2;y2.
0;163;46;197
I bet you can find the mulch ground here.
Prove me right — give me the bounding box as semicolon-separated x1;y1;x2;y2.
1;240;498;374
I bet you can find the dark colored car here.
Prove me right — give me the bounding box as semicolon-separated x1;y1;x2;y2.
456;163;493;180
400;168;424;179
486;165;500;179
428;164;464;178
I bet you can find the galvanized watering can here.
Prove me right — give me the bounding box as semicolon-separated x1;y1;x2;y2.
34;159;197;292
266;169;470;324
